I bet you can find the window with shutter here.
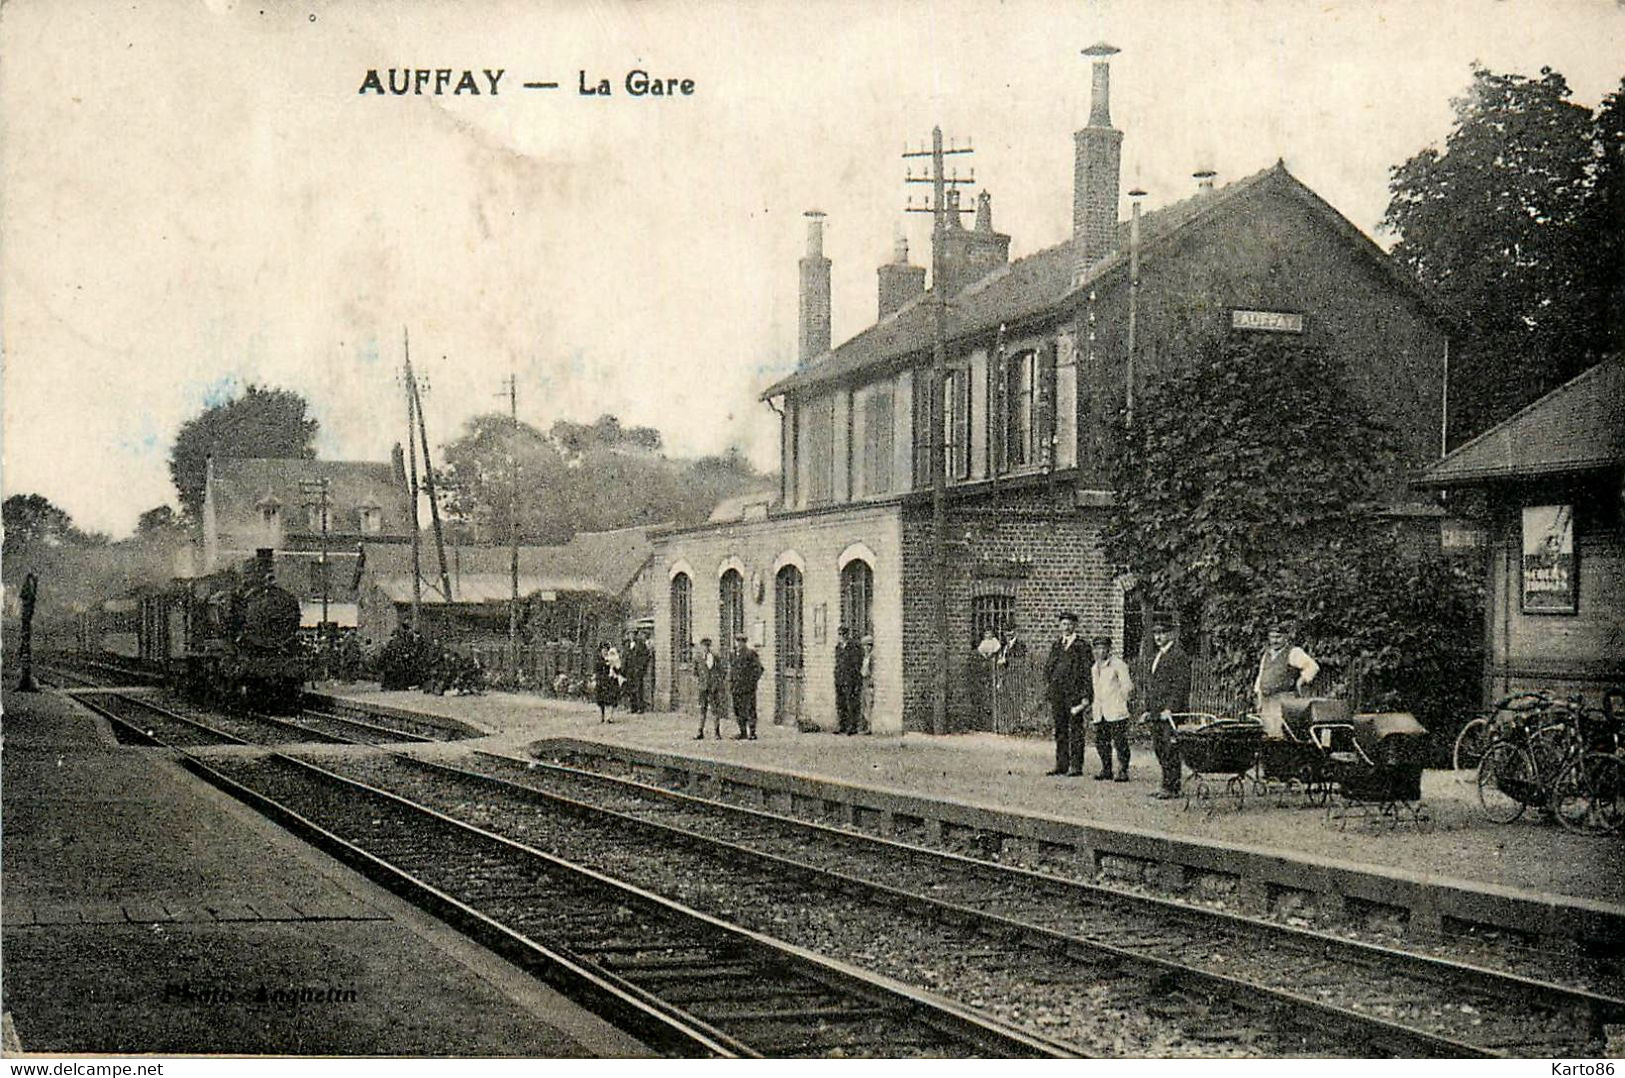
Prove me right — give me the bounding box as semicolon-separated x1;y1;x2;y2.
912;373;933;489
805;397;836;505
1005;350;1035;469
946;367;971;480
1037;344;1058;468
861;388;894;495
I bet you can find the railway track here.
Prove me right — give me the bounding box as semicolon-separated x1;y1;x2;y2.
192;751;1081;1059
43;659;453;747
318;749;1619;1058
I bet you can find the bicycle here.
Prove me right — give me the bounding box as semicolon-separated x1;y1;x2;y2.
1475;693;1586;824
1549;700;1624;836
1453;690;1557;773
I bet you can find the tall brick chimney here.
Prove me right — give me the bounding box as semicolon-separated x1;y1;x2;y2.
1073;43;1123;273
877;234;926;318
798;211;831;367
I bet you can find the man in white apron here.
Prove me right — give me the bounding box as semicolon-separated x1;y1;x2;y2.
1253;620;1320;738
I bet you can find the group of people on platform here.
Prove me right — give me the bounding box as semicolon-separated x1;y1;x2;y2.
592;628;654;722
687;623;874;740
1045;610;1319;799
692;633;764;739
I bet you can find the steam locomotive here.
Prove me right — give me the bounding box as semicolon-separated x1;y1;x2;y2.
79;549;307;712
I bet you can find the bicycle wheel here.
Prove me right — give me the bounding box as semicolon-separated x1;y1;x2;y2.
1452;716;1491;772
1477;742;1536;824
1552;753;1625;836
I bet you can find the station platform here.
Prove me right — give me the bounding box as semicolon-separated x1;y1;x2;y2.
318;684;1625;918
0;686;651;1058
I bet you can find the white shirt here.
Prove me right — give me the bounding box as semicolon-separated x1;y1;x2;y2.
1091;657;1135;721
1252;646;1320;695
1151;641;1173;674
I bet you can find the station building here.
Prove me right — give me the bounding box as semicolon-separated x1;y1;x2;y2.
652;50;1453;734
1416;357;1624;703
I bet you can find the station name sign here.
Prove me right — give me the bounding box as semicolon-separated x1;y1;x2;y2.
1230;309;1305;334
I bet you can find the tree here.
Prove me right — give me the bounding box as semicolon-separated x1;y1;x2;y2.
435;413;771;543
3;494;89;554
169;385;318;520
1383;66;1619;444
135;505;183;537
1104;337;1481;738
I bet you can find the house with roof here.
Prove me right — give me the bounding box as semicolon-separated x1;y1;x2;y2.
354;523;657;650
1415;357;1624;703
651;48;1453;734
201;453;413;628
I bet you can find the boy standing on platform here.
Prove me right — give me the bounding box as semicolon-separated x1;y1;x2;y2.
1091;635;1135;781
693;638;725;739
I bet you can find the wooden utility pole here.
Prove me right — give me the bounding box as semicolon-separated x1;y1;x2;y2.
401;329;423;630
410;363;455;607
905;126;973;735
504;372;520;675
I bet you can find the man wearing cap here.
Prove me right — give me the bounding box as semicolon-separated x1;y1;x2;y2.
1090;635;1135;781
693;637;726;739
1043;613;1091;775
1254;621;1320;738
1142;615;1191;798
731;633;764;740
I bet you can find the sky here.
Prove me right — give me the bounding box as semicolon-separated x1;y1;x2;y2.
2;0;1623;538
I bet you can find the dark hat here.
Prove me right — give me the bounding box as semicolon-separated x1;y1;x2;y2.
1150;612;1177;631
699;636;713;646
1091;634;1112;647
1056;611;1078;623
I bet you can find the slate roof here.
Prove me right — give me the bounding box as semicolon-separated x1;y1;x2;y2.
208;458;411;535
360;524;655;604
1415;357;1625;487
762;162;1450;399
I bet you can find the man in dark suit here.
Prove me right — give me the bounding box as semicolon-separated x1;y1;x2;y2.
730;633;764;740
693;637;726;739
1043;612;1091;775
833;625;864;734
1141;614;1192;798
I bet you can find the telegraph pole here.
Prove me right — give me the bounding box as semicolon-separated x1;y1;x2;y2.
400;329;423;631
905;126;973;735
411;362;455;607
503;372;520;676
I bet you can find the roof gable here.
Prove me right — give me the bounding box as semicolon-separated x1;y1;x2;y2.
361;524;655;601
762;162;1450;399
1416;357;1625;487
208;458;411;533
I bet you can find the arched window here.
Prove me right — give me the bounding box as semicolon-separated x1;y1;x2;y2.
839;559;873;637
670;572;692;670
719;568;745;648
774;564;806;726
775;565;804;672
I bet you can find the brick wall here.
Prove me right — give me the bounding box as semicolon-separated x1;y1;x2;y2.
900;489;1123;731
